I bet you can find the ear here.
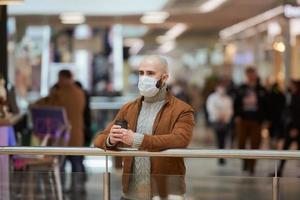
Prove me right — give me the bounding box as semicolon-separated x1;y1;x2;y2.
156;74;169;88
162;74;169;83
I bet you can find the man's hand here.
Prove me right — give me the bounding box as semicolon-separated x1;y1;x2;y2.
108;125;124;145
120;129;135;146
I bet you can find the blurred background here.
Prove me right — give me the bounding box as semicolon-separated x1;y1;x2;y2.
2;0;300;199
4;0;300;111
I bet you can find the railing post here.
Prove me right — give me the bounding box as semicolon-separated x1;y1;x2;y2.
103;155;110;200
272;161;279;200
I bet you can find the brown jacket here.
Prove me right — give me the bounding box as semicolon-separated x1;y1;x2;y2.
94;92;195;197
35;84;85;147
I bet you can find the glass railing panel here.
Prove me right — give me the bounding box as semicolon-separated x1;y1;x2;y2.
279;177;300;200
110;173;273;200
2;153;300;200
8;171;103;200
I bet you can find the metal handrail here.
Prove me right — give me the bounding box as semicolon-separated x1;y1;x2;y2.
1;146;300;160
1;146;292;200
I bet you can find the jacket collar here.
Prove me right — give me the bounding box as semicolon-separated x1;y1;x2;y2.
133;90;172;133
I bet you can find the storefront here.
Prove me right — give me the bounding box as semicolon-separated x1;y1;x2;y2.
220;4;300;87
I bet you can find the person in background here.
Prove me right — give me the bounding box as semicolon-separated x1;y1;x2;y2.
171;80;190;104
271;80;300;176
265;83;286;148
234;67;267;175
75;81;92;146
222;76;237;148
94;55;195;200
35;70;86;195
74;81;92;185
207;79;233;165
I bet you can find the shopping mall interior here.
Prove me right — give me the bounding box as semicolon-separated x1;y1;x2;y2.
1;0;300;199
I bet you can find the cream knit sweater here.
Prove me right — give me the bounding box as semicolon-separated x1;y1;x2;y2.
123;85;167;200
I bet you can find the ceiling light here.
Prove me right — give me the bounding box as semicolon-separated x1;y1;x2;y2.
124;38;144;55
220;6;284;39
140;11;169;24
165;23;188;40
273;42;285;52
158;40;176;54
60;12;85;24
199;0;227;13
284;4;300;18
145;11;169;19
267;21;281;37
156;35;171;44
140;16;165;24
0;0;23;5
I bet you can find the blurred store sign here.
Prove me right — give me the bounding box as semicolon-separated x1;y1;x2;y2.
0;0;23;5
22;26;51;96
284;5;300;18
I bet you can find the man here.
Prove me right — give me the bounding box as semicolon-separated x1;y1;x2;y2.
271;80;300;176
206;79;233;165
75;81;92;146
94;55;195;200
234;67;267;175
35;70;86;194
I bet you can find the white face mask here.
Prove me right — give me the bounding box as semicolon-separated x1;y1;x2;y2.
138;76;160;97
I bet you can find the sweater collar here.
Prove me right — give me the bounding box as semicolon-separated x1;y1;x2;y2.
137;84;171;106
143;84;167;103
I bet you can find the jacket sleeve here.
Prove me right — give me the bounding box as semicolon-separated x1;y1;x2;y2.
140;108;195;151
93;104;128;150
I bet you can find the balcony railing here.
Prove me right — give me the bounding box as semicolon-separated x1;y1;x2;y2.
1;147;300;200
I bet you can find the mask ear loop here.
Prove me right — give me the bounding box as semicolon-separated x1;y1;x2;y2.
156;76;163;89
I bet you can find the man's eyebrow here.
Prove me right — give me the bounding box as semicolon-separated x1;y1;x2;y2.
138;70;156;73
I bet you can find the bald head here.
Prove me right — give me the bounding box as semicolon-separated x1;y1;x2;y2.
139;55;168;74
138;55;169;86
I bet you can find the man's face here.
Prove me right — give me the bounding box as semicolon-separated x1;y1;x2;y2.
246;71;257;85
58;76;72;87
138;59;168;84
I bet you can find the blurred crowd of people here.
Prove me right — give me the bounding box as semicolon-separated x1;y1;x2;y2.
172;66;300;176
